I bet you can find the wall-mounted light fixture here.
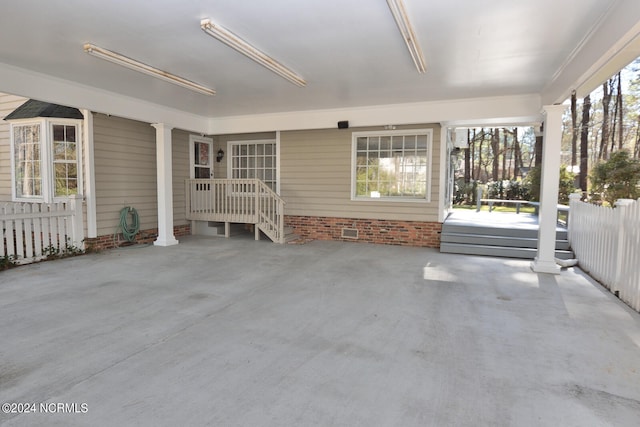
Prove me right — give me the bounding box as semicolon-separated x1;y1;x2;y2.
216;149;225;162
83;43;216;95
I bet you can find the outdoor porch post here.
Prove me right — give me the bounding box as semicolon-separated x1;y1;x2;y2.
531;104;565;274
152;123;179;247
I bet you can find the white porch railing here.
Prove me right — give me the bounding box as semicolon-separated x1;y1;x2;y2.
0;195;85;265
185;179;286;244
569;194;640;312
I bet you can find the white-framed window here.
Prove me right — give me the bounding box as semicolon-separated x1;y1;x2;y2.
10;119;82;202
189;135;213;179
227;139;278;192
351;129;432;202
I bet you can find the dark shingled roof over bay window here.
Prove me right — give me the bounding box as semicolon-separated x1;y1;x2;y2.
4;99;83;121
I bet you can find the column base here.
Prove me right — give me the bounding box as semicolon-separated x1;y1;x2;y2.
530;258;561;274
154;237;179;247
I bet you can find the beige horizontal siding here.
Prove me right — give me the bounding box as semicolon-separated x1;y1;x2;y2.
93;114;158;236
0;94;28;201
93;114;193;237
280;124;441;222
172;129;190;225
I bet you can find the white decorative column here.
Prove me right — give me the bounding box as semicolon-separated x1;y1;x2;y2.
81;109;97;238
531;105;565;274
152;123;179;247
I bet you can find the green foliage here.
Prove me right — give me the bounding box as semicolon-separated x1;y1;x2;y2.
454;179;476;204
525;165;575;204
558;166;577;204
43;238;85;260
590;150;640;205
486;180;531;200
0;254;17;271
525;167;540;201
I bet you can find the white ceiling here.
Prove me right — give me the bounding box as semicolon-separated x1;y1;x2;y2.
1;0;639;131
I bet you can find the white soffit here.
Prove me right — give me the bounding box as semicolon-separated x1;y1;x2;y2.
542;0;640;103
575;30;640;99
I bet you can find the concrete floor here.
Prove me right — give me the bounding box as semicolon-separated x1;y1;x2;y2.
1;236;639;426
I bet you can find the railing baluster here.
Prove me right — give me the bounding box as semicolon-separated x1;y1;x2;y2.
6;204;16;260
15;203;25;260
0;204;6;258
24;203;34;259
184;178;285;243
570;197;640;312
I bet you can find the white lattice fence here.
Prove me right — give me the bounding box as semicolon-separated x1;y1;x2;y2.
569;194;640;312
0;195;84;265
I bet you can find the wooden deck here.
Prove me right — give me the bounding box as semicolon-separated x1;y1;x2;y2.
444;209;567;232
440;209;572;259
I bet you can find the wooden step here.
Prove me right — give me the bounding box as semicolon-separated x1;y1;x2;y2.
441;232;571;250
441;223;567;240
440;242;575;260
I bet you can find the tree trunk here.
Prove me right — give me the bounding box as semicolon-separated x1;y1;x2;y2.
491;128;500;181
477;130;483;181
610;76;618;155
471;128;477;181
600;80;611;160
534;132;543;168
579;95;591;194
570;91;578;167
501;128;508;180
617;72;624;150
464;129;471;183
635;115;640;159
513;128;521;179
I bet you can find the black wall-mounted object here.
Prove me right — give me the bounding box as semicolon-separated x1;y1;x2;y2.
337;120;349;129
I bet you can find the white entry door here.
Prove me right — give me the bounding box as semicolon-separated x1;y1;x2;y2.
190;135;213;178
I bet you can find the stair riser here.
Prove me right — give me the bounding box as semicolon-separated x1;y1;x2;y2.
441;234;570;250
440;242;574;260
442;224;567;240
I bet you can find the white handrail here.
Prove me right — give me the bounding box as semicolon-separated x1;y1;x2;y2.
185;179;285;243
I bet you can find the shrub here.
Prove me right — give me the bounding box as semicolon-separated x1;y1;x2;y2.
590;150;640;205
485;179;531;201
525;165;575;204
454;179;478;205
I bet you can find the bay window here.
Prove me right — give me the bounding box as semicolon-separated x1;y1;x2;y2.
11;119;81;202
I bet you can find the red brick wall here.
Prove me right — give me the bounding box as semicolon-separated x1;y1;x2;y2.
285;215;441;248
85;224;191;251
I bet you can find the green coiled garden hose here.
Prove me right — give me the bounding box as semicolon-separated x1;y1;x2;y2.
117;206;140;242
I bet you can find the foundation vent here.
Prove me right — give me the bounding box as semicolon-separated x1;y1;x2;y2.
341;228;358;239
